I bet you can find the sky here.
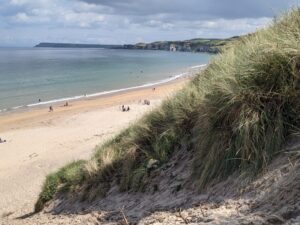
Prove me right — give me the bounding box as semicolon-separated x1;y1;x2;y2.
0;0;297;47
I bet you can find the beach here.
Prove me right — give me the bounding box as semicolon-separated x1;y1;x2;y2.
0;47;210;112
0;77;189;219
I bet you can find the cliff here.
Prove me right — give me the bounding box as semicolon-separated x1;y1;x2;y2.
123;37;239;53
35;37;239;53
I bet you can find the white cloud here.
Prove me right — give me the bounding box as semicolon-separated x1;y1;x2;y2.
63;12;105;28
145;20;174;30
0;0;294;46
9;0;28;6
194;17;272;32
12;12;30;22
5;1;106;28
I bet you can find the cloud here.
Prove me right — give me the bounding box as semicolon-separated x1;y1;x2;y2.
1;0;108;29
0;0;296;46
79;0;294;19
63;12;105;28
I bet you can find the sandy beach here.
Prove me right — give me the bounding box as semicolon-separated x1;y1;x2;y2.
0;78;188;219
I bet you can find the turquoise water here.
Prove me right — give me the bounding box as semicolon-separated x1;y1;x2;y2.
0;48;211;111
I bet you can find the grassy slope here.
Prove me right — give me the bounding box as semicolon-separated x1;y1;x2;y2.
35;9;300;212
134;36;238;52
186;36;239;47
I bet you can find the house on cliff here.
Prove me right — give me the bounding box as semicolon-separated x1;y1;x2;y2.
170;44;177;51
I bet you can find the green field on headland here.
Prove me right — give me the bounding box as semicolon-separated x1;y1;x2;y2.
123;36;239;53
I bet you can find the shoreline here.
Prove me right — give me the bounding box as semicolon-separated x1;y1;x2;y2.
0;73;193;133
0;71;191;218
0;65;205;133
0;64;206;115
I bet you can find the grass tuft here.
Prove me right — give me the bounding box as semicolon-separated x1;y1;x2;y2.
34;160;85;212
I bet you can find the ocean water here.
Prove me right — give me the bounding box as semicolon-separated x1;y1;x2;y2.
0;48;211;112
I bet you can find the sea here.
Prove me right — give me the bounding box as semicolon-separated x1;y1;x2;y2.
0;47;212;112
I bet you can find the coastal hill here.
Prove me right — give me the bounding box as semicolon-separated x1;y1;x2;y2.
23;9;300;224
35;42;123;49
35;36;238;53
123;36;239;53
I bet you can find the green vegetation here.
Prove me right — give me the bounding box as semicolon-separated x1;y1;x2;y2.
125;36;238;53
35;38;236;53
185;36;239;49
34;161;85;212
35;9;300;212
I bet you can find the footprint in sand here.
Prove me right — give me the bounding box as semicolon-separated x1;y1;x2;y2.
84;137;93;141
28;153;38;159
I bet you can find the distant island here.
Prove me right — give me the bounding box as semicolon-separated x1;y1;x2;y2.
35;36;239;53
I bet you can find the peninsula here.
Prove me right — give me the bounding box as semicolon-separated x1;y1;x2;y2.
35;36;239;53
35;43;123;49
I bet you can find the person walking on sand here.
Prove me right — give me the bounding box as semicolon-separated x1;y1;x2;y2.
121;105;125;112
49;106;53;112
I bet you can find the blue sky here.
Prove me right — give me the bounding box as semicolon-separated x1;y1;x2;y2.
0;0;296;47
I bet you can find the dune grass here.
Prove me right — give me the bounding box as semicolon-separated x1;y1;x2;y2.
35;8;300;212
34;160;85;212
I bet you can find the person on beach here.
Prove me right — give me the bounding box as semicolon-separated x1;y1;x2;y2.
64;102;69;107
143;99;150;105
120;105;130;112
49;106;53;112
38;99;41;102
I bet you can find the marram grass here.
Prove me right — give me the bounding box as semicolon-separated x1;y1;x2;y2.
35;8;300;212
